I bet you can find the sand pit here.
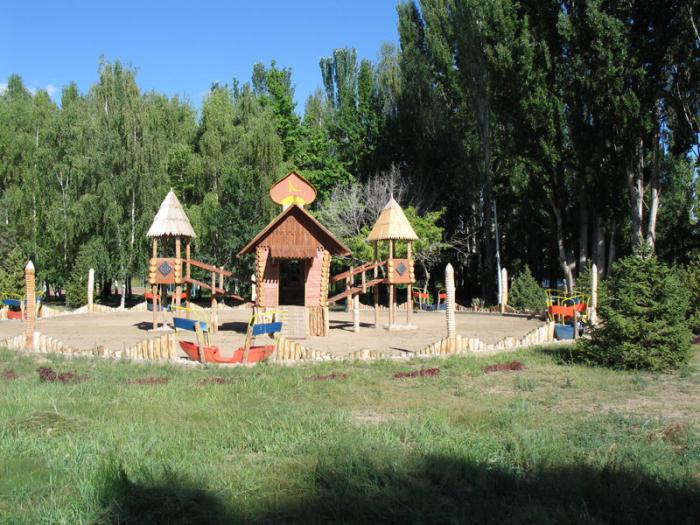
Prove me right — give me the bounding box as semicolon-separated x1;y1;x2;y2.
0;307;544;359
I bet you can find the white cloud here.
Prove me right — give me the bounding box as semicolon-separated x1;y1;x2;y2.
0;82;6;94
45;84;57;98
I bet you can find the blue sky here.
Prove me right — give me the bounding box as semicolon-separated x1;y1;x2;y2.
1;0;401;112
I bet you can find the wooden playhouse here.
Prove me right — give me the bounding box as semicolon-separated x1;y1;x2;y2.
238;171;350;337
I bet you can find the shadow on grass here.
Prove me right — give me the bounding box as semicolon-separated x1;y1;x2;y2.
534;343;583;365
95;454;698;524
95;465;235;525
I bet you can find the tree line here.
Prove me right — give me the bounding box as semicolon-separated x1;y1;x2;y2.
0;0;698;305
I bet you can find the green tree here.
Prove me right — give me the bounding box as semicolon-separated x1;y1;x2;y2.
578;245;691;371
508;266;547;312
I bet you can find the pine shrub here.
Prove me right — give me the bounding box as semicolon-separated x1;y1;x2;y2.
508;266;547;312
685;255;700;334
578;245;691;371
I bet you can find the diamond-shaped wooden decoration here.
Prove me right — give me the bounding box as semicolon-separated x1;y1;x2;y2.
396;262;407;276
158;260;173;276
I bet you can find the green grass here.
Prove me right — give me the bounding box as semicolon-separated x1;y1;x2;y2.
0;346;699;524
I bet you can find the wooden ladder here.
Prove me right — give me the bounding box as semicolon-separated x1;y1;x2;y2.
280;305;307;339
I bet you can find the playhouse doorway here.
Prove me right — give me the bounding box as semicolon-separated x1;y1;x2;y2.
279;259;306;306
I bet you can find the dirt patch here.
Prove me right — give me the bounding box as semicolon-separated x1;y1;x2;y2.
197;377;234;386
121;377;170;385
352;409;392;425
36;366;89;384
307;372;348;381
1;368;18;380
2;411;82;435
647;422;688;450
484;361;524;374
394;367;440;379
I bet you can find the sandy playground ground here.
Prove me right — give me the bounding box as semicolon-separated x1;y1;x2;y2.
0;308;544;359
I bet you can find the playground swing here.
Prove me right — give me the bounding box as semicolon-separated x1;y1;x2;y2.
545;289;590;339
2;293;42;320
412;287;436;311
171;306;284;364
437;289;447;311
3;297;24;319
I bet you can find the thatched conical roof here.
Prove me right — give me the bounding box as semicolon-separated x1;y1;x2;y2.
147;190;196;238
367;197;418;241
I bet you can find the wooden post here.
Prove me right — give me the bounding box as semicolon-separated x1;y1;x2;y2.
353;293;360;333
445;263;456;340
25;261;36;350
373;241;379;328
346;266;353;312
175;237;182;307
388;240;395;326
211;270;218;333
185;240;191;319
591;262;598;325
406;241;412;324
151;238;158;330
251;272;257;303
87;268;94;313
500;267;508;314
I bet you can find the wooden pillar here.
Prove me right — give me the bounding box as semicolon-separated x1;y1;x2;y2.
346;266;352;313
406;241;412;325
211;270;218;333
353;293;360;333
591;262;598;325
87;268;95;313
25;261;36;350
500;267;508;314
185;240;191;319
175;237;182;307
388;239;395;326
151;238;158;330
445;263;456;340
373;241;379;328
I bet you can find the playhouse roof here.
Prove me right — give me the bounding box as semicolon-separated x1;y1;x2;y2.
146;190;196;238
367;197;418;241
238;204;350;258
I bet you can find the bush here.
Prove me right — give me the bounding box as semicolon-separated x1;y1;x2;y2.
0;247;27;296
686;255;700;334
509;266;547;311
578;244;691;371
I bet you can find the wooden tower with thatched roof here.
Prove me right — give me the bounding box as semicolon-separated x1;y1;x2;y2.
238;171;350;338
147;190;196;329
367;197;418;328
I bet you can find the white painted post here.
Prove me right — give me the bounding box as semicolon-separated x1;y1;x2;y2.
353;293;360;333
87;268;95;313
251;273;257;303
445;263;456;339
500;267;508;313
590;262;598;325
25;261;36;350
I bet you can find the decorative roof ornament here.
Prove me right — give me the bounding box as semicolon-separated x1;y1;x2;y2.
147;190;196;238
367;197;418;241
269;171;317;209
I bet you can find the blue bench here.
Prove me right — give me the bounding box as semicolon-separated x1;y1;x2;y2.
3;299;21;309
251;322;283;336
173;317;208;333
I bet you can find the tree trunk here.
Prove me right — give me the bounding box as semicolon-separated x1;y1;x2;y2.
626;137;645;246
646;106;661;248
578;199;589;274
592;213;605;282
549;197;575;293
607;226;616;276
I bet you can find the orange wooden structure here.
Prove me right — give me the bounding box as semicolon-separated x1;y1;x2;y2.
238;172;350;337
147;190;246;331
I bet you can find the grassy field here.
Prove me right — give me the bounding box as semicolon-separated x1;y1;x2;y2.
0;346;698;524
